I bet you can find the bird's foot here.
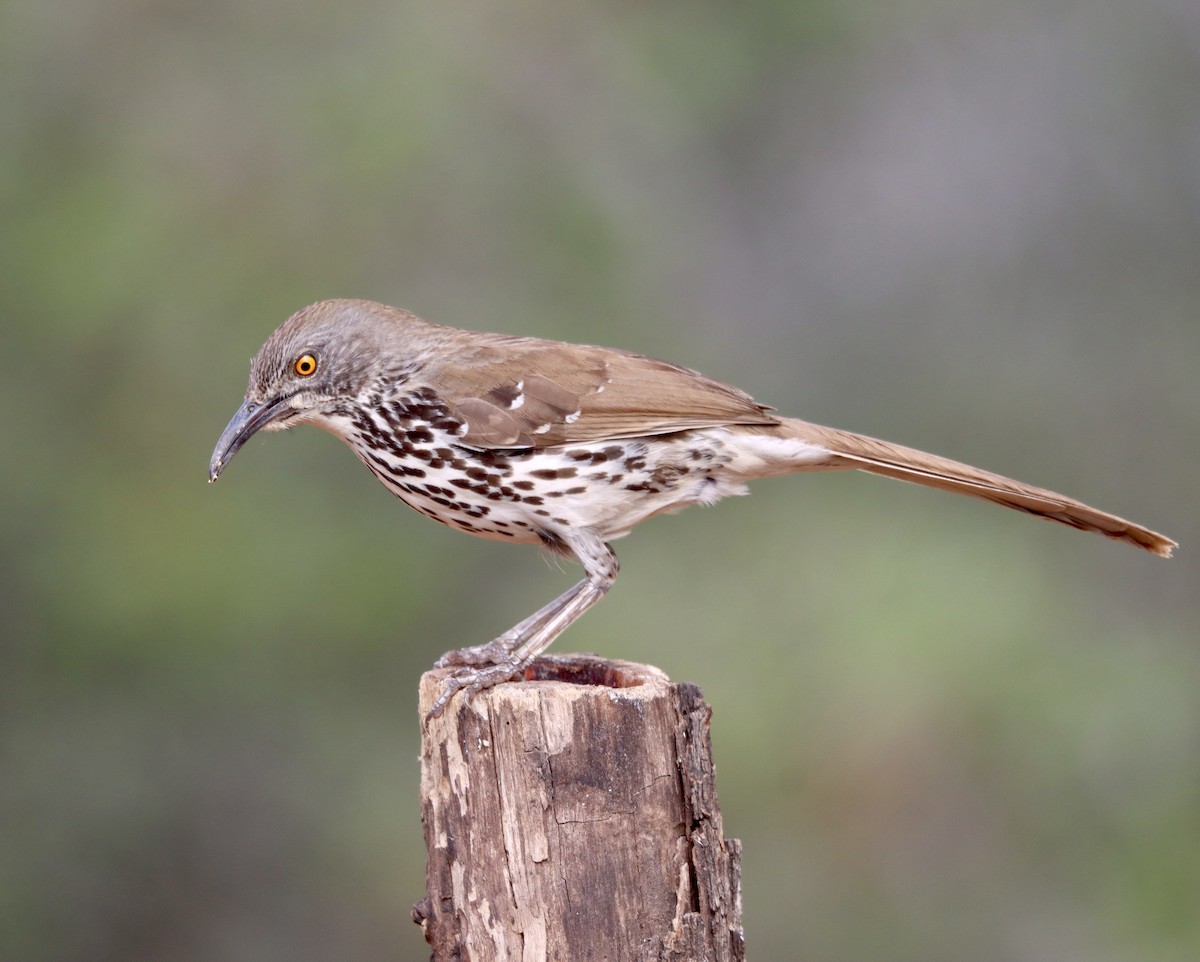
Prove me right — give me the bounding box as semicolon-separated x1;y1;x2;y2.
425;660;525;722
434;635;517;669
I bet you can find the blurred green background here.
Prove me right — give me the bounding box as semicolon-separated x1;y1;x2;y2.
3;0;1198;959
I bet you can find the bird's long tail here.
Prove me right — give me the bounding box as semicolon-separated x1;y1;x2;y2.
771;417;1176;557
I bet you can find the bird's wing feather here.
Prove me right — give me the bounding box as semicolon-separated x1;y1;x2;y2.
429;337;779;449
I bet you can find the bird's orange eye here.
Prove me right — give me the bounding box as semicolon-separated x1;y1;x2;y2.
294;353;318;377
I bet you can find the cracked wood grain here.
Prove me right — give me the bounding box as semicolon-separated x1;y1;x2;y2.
415;654;744;962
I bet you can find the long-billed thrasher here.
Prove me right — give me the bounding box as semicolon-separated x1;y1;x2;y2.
209;299;1175;716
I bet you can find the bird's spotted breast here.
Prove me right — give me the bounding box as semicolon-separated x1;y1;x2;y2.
321;388;745;545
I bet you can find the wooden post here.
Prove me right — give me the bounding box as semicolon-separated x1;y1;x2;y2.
414;654;745;962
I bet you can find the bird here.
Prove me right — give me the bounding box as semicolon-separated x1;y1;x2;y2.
209;299;1176;717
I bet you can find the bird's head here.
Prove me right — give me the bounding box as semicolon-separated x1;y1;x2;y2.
209;299;434;482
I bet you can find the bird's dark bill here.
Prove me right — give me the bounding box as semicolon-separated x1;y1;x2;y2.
209;396;292;481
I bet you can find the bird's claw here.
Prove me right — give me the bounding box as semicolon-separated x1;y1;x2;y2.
424;660;525;724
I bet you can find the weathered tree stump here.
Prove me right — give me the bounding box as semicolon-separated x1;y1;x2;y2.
414;653;744;962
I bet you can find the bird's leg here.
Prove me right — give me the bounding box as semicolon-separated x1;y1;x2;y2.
427;533;618;719
434;581;588;668
427;580;608;718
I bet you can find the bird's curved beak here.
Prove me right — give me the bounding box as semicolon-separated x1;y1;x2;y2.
209;396;292;482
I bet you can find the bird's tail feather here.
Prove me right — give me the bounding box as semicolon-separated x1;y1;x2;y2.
774;417;1175;557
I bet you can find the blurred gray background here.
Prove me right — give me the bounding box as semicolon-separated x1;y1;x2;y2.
3;0;1198;959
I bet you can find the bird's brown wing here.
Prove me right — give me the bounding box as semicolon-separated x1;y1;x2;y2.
429;335;779;449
